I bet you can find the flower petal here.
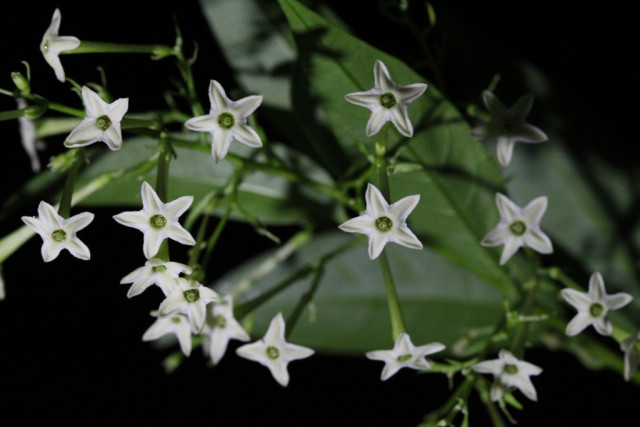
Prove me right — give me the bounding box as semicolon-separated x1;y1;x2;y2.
515;123;547;143
389;105;413;137
233;95;263;118
522;196;548;225
209;80;231;112
159;292;186;317
482;90;508;117
344;89;381;108
41;240;63;262
338;215;373;235
233;123;263;148
106;98;129;122
141;181;163;214
64;238;91;260
496;136;515;166
606;293;633;311
367;233;387;260
499;236;522;265
391;226;423;250
511;375;538;401
82;86;107;117
163;224;196;247
64;118;103;148
365;183;389;218
212;128;233;162
389;194;420;223
264;313;286;346
495;193;520;224
523;227;553;254
561;288;592;311
184;114;217;132
374;60;394;93
162;196;193;221
143;230;165;259
565;312;592;336
365;107;389;137
510;93;534;119
65;212;94;233
102;123;123;150
112;211;149;231
395;83;427;104
481;225;510;247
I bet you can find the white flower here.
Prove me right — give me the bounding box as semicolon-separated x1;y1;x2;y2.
158;278;219;333
469;90;548;166
202;295;250;365
0;265;5;301
21;201;94;262
120;258;192;298
473;349;542;402
40;8;80;82
339;183;422;260
113;182;196;259
184;80;263;162
366;333;445;381
621;331;640;381
345;60;427;138
236;313;314;387
17;98;42;172
481;193;552;265
561;272;632;336
143;312;193;357
64;86;129;150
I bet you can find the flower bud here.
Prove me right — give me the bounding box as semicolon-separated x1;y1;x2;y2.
24;105;46;120
11;72;30;94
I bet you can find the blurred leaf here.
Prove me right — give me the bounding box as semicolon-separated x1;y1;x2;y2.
217;232;504;354
279;0;527;296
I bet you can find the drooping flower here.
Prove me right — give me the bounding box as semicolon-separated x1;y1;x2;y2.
366;333;445;381
621;331;640;381
469;90;548;166
236;313;314;387
143;312;193;357
481;193;552;265
345;60;427;138
339;183;422;260
40;8;80;82
120;258;192;298
113;182;195;259
473;349;542;402
64;86;129;150
561;272;632;336
17;98;42;172
21;201;94;262
184;80;263;162
158;278;220;333
202;295;250;365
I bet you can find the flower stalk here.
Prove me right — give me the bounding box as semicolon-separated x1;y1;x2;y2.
58;148;85;218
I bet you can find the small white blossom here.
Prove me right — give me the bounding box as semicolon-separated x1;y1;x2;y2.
236;313;314;387
113;182;196;259
21;201;94;262
561;272;632;336
158;278;219;333
185;80;263;162
143;312;193;357
481;193;552;265
64;86;129;150
17;98;42;172
470;90;548;166
40;8;80;82
621;331;640;381
202;295;250;365
366;333;445;381
120;258;192;298
339;183;422;260
345;60;427;138
473;349;542;402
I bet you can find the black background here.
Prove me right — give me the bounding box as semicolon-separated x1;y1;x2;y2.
1;1;638;425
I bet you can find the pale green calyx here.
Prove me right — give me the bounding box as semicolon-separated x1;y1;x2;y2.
151;265;167;273
375;216;393;232
266;346;280;360
149;214;167;229
509;220;526;236
183;289;200;303
396;354;412;362
217;112;235;129
51;229;67;242
213;314;227;329
503;364;518;375
95;115;112;131
589;303;604;317
380;93;397;109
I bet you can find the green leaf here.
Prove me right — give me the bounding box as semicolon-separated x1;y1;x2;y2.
217;232;504;355
278;0;525;296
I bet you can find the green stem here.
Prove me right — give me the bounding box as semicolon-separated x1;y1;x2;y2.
48;102;84;118
121;118;161;130
510;277;539;358
174;50;204;117
154;135;172;261
200;203;233;278
476;379;506;427
58;148;84;218
285;267;324;340
375;124;390;199
0;109;25;121
61;41;174;57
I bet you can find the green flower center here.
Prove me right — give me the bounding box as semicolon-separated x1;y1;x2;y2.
380;93;397;109
590;303;604;317
96;115;112;131
396;354;412;362
51;229;67;242
266;346;280;360
375;216;393;233
501;119;516;134
183;289;200;303
171;317;182;324
152;265;167;273
42;40;49;52
509;220;526;236
213;314;227;329
503;364;518;375
217;112;235;129
149;214;167;229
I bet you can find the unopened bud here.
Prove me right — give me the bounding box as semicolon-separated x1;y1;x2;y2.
11;72;30;94
24;105;46;120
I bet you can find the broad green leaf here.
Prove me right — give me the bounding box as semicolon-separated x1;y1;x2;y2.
216;232;504;355
279;0;527;296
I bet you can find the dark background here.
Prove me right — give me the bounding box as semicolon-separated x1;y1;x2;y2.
1;1;638;425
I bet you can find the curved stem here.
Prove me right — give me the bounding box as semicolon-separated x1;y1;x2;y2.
61;41;175;57
58;148;85;218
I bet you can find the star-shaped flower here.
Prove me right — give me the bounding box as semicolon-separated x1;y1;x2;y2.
561;272;632;336
621;331;640;381
202;295;250;365
21;201;94;262
142;312;193;356
64;86;129;150
366;333;445;381
184;80;263;162
236;313;314;387
481;193;552;265
345;60;427;138
158;278;220;333
339;183;422;260
113;182;196;259
40;9;80;83
469;90;548;166
120;258;192;298
473;349;542;402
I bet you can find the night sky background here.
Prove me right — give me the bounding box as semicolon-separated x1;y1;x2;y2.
1;1;638;425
